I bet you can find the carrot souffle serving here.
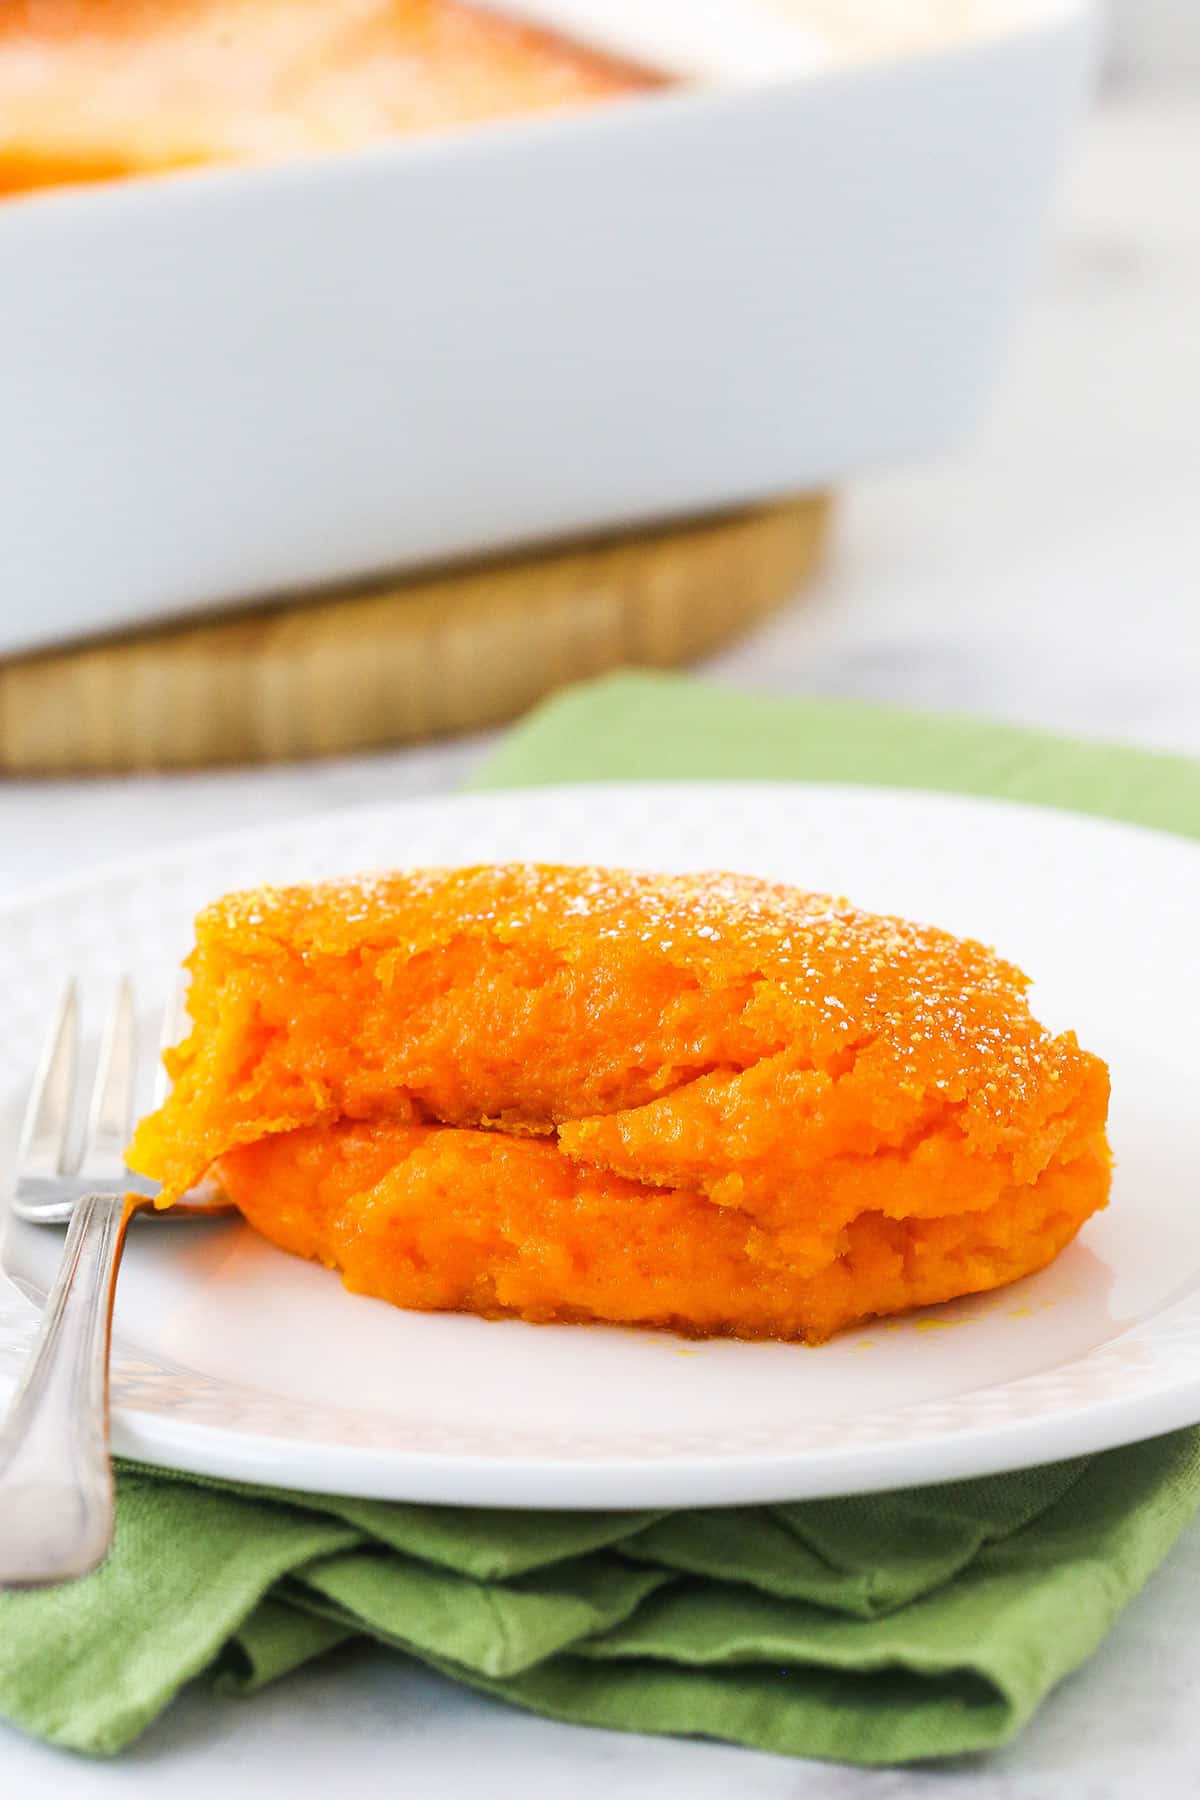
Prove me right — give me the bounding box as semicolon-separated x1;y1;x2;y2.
128;864;1112;1343
0;0;662;197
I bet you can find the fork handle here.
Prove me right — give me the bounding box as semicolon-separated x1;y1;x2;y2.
0;1191;137;1587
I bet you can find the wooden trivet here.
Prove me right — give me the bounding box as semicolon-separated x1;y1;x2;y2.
0;493;831;773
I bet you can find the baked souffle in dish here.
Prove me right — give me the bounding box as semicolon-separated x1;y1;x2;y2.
0;0;663;196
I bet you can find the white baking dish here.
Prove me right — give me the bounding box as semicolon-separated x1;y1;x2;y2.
0;1;1095;655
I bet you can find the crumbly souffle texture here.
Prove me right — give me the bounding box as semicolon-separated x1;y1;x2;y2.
129;864;1111;1341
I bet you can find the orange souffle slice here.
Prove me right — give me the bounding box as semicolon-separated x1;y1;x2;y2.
0;0;661;198
128;864;1111;1342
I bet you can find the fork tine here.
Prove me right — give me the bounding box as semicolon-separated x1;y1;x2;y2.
152;975;189;1109
80;978;137;1179
17;982;79;1177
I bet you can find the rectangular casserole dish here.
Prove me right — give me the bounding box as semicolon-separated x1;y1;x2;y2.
0;1;1095;653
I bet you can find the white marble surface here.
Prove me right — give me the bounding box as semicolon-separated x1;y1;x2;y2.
1107;0;1200;83
1;91;1199;1795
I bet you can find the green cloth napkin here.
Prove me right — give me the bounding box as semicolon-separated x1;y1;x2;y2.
4;671;1200;1764
475;670;1200;833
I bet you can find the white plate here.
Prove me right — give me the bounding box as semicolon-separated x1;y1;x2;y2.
1;781;1198;1508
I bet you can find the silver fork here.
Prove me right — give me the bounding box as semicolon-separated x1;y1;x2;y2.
0;979;232;1589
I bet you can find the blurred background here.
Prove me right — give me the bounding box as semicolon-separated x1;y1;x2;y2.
1106;0;1200;81
0;0;1196;875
